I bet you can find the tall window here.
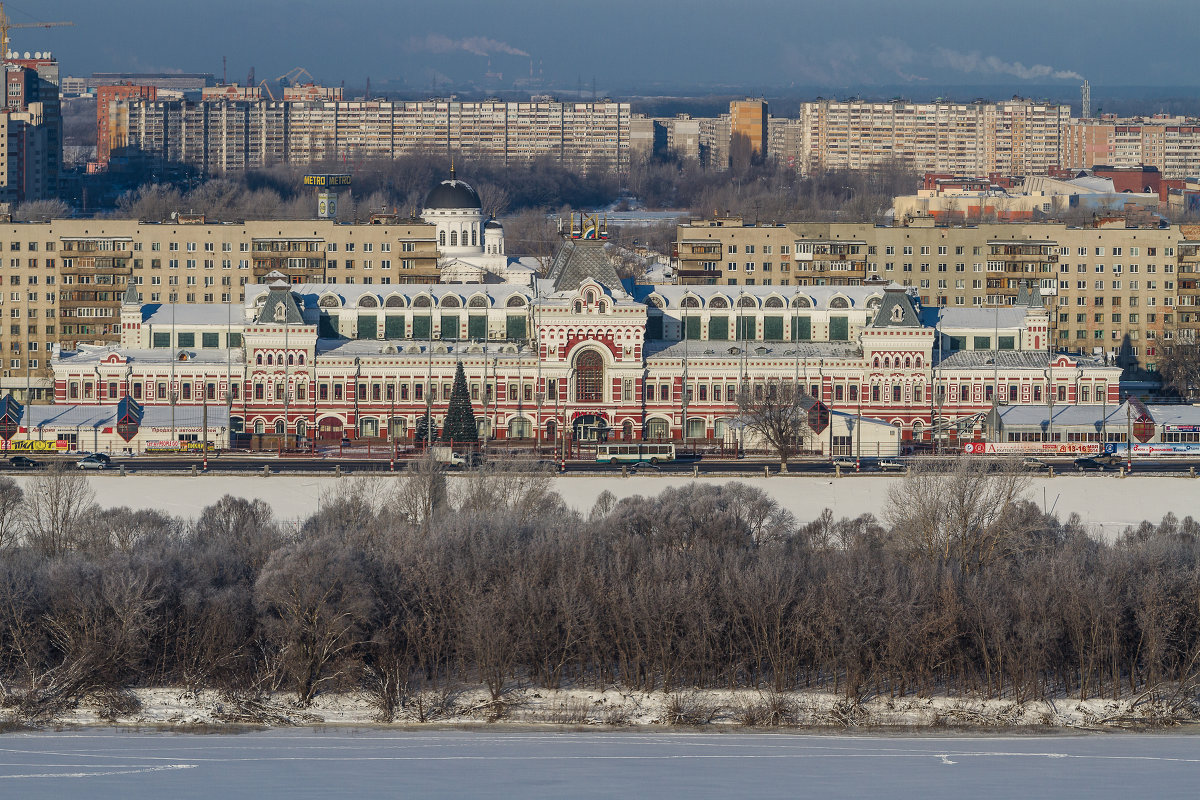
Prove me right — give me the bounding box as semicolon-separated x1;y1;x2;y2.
575;350;603;402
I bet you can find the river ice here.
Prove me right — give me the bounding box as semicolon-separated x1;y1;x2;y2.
0;729;1197;799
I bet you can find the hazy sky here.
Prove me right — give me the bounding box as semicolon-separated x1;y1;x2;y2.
22;0;1200;93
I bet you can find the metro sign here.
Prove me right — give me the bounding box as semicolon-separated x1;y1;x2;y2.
116;421;140;442
0;420;16;441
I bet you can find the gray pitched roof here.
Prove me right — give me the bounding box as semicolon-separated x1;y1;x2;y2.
546;238;623;293
255;286;305;325
1016;280;1044;308
935;350;1108;369
870;287;921;328
122;279;139;306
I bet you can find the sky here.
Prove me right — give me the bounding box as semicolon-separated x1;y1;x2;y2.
21;0;1200;95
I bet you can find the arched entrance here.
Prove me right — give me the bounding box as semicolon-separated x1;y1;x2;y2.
317;416;344;440
572;414;608;441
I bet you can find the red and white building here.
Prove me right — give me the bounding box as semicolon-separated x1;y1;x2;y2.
43;237;1121;455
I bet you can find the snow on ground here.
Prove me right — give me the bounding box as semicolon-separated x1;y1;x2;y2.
18;472;1199;540
47;685;1188;731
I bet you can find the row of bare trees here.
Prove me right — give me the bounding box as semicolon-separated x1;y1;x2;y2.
1;459;1199;722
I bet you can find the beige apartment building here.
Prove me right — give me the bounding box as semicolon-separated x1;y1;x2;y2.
110;97;633;175
0;218;439;400
1062;118;1200;179
676;216;1200;371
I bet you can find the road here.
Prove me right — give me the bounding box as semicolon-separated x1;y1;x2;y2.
5;453;1200;476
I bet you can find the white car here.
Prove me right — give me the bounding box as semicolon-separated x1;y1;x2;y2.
77;456;108;470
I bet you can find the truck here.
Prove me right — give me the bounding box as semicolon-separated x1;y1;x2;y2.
429;446;467;469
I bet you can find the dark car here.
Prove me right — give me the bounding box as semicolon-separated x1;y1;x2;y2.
1073;456;1109;472
9;455;37;469
81;452;112;465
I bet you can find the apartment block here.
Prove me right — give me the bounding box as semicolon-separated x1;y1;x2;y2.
96;84;157;164
730;98;767;159
1063;118;1200;179
677;216;1199;371
1;53;61;202
110;96;633;175
0;218;439;400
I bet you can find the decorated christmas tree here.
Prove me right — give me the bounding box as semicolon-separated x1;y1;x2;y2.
441;361;478;444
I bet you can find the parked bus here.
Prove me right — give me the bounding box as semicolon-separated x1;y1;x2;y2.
596;443;676;464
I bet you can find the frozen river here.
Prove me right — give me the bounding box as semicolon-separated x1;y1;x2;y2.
1;729;1198;798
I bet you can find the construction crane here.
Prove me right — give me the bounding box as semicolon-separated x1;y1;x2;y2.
276;67;314;88
0;3;73;57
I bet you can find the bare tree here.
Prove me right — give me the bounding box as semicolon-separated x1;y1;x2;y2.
254;537;374;705
390;454;448;537
474;181;511;219
13;199;70;222
885;456;1032;573
453;454;561;525
736;382;815;471
1158;339;1200;399
22;466;96;557
0;477;23;551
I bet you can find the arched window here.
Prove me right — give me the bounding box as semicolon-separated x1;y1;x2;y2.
275;419;285;435
440;295;460;308
574;301;583;314
256;353;263;365
764;296;784;308
904;356;911;368
575;350;604;402
287;353;295;366
791;296;811;308
873;357;880;368
506;295;526;307
413;295;432;308
737;295;757;308
439;231;446;247
385;295;405;308
266;353;274;365
450;231;458;247
914;356;922;367
681;296;700;309
830;296;849;309
468;295;488;308
298;353;305;365
471;229;477;247
710;296;729;309
359;295;378;308
254;420;265;434
884;357;891;368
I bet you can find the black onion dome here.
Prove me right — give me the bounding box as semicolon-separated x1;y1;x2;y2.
423;179;481;210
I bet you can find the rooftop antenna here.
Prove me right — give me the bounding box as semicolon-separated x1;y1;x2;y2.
222;55;226;85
